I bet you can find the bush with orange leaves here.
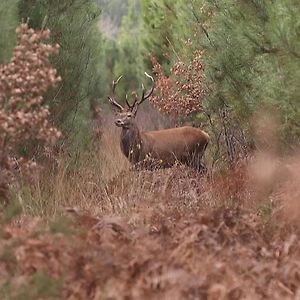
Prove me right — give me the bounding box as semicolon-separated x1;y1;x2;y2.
0;23;61;175
150;50;208;118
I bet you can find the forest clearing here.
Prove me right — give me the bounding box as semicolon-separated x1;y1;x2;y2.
1;1;300;299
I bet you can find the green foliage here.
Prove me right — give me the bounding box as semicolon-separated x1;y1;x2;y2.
49;216;75;236
141;0;300;152
100;38;119;104
113;0;144;99
2;0;299;156
200;0;300;149
18;0;105;145
0;1;18;63
3;198;23;223
97;0;130;28
141;0;178;71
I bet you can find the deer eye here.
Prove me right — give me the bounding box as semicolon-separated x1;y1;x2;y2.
127;113;132;118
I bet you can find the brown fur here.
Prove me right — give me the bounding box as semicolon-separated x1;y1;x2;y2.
115;111;209;172
109;74;209;172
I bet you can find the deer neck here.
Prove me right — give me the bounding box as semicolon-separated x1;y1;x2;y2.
120;122;143;163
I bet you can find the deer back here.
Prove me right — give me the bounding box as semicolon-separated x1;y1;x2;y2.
141;126;209;163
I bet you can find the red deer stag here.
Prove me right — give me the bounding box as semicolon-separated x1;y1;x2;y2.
108;73;209;172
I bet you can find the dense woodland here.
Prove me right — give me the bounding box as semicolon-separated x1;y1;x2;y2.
2;0;300;156
1;1;300;299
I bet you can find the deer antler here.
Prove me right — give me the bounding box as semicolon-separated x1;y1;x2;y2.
109;73;155;112
132;72;155;113
108;75;124;111
125;94;135;110
138;72;155;105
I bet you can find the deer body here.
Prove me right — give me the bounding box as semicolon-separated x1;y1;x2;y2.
109;73;209;172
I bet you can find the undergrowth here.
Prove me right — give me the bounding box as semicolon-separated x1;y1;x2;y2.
1;119;300;299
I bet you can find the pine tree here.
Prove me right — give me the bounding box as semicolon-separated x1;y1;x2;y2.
0;1;18;63
200;0;300;149
113;0;144;102
18;0;104;143
140;0;178;72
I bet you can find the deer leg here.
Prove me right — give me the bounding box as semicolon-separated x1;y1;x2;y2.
185;156;207;174
184;146;208;174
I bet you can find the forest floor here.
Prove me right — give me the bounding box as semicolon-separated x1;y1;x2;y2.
1;127;300;300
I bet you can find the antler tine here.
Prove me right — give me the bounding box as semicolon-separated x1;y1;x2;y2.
140;83;145;101
111;75;123;96
108;96;124;111
136;72;155;106
143;72;155;99
125;94;134;109
108;75;124;111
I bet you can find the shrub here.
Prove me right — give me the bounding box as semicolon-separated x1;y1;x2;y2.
0;23;61;176
18;0;104;146
151;50;207;118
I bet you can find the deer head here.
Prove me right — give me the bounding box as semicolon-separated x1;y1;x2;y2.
108;72;154;129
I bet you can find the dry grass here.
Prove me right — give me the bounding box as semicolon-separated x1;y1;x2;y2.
2;22;300;300
14;109;177;217
2;115;300;299
15;124;213;217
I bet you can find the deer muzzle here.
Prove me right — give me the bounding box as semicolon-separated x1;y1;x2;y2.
115;119;124;127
